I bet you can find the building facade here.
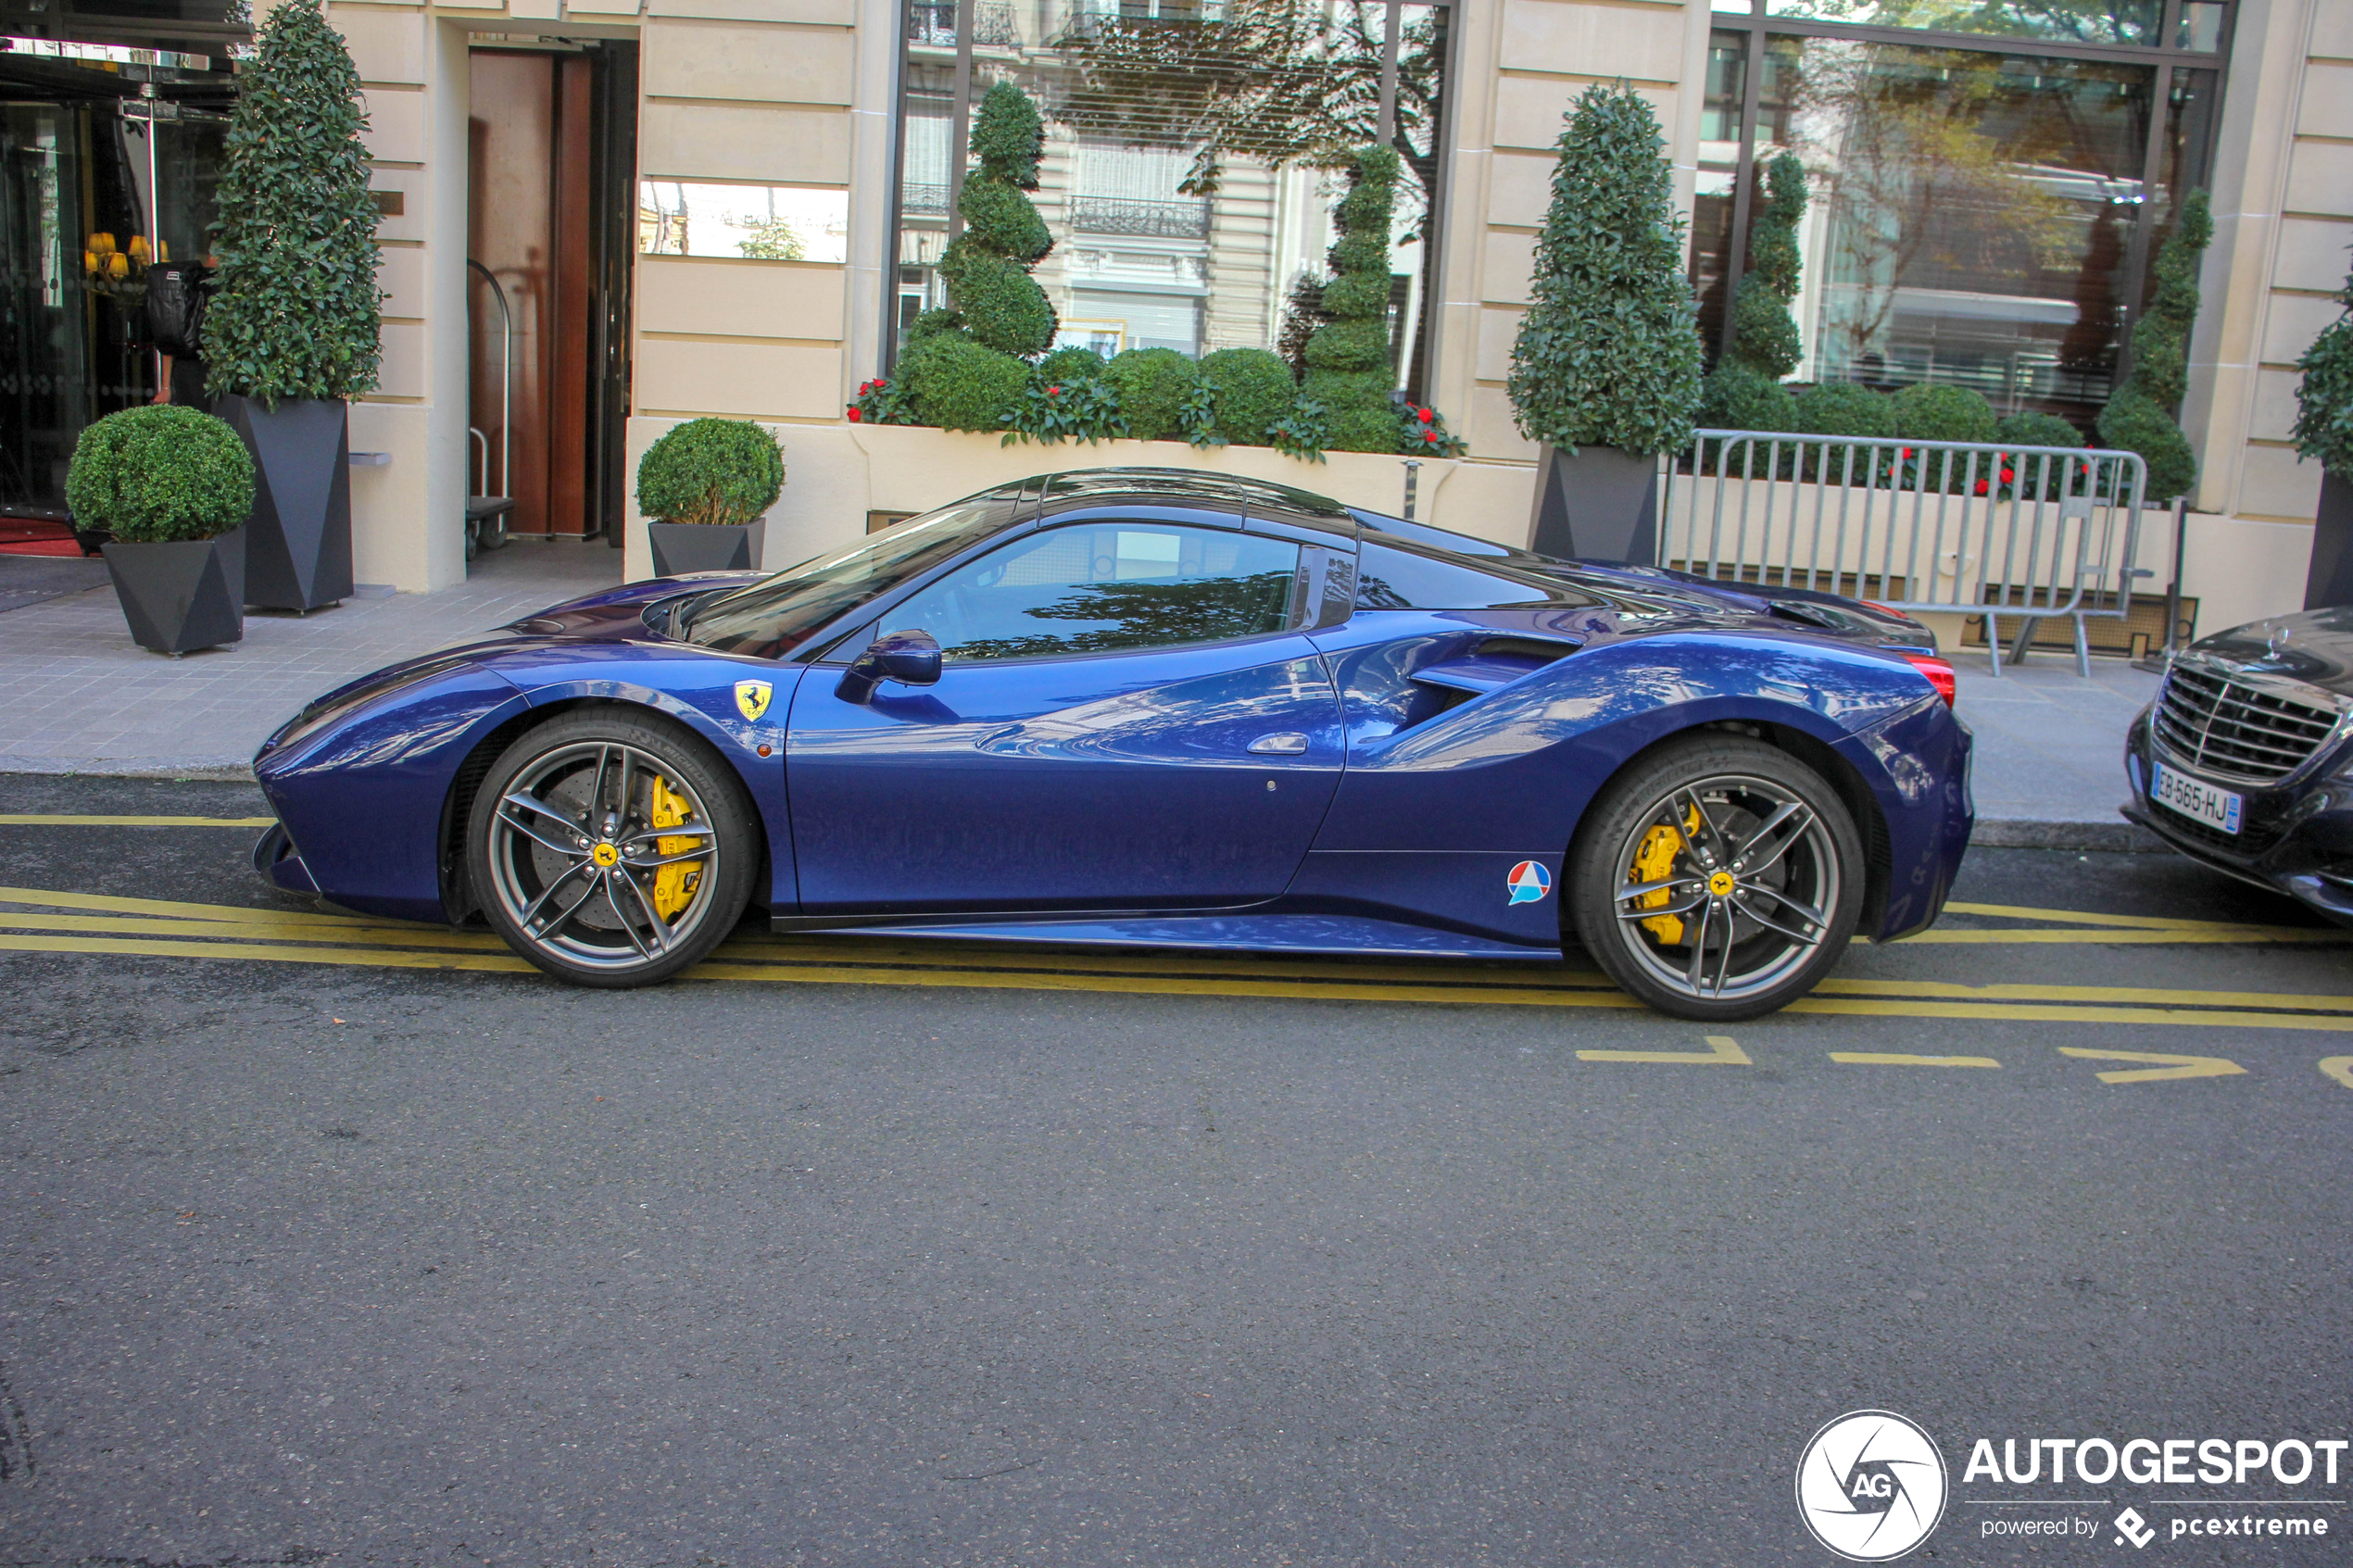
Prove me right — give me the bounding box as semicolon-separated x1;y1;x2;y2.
0;0;2345;637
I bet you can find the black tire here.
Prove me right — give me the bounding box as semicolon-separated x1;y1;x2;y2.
467;708;757;987
1568;734;1865;1022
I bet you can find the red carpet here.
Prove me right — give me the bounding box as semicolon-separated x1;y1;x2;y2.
0;517;89;558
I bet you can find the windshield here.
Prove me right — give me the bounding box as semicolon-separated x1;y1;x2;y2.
680;486;1026;658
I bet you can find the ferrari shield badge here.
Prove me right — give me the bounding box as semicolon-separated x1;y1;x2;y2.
1505;859;1552;905
733;680;773;722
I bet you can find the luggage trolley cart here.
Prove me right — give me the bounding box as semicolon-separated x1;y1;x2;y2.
466;259;517;561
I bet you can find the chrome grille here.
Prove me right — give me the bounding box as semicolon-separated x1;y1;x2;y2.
2152;660;2342;785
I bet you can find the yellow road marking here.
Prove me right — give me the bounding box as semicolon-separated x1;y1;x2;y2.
0;910;511;951
1821;976;2353;1013
1829;1052;2000;1068
1904;927;2349;946
0;932;535;973
0;815;274;827
0;884;395;928
1943;900;2304;933
2321;1057;2353;1090
1578;1034;1751;1064
1793;996;2353;1032
2057;1046;2246;1084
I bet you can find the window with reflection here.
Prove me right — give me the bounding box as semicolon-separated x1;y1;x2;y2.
888;0;1451;399
896;522;1301;660
1696;0;2226;433
638;182;849;263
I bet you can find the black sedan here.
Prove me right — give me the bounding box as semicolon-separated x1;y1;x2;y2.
2124;607;2353;920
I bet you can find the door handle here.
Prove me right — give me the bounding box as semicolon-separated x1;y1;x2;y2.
1247;733;1309;756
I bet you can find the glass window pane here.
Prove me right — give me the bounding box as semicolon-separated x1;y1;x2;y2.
1762;0;2159;48
2174;1;2224;50
1354;541;1565;608
1768;38;2157;430
637;182;849;262
893;0;1450;400
1692;30;1749;355
898;522;1301;660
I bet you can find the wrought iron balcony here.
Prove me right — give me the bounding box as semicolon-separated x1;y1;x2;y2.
1068;194;1210;239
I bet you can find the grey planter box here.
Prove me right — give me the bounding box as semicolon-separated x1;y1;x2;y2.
1528;444;1660;563
2307;469;2353;608
217;394;354;611
648;518;766;576
104;528;245;655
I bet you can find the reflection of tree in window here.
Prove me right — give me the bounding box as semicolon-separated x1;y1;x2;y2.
947;572;1295;660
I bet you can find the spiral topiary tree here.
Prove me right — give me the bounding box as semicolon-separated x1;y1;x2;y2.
1727;152;1806;380
940;82;1057;359
2096;189;2209;505
1302;145;1403;453
1509;82;1705;559
2294;258;2353;606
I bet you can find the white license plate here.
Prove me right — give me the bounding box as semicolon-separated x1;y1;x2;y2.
2151;759;2243;834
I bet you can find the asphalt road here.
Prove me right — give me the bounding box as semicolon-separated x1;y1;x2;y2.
1;776;2348;1567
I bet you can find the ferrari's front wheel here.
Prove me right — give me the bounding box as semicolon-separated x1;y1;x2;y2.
1568;735;1864;1022
468;709;757;987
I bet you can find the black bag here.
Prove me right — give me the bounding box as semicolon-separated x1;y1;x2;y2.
145;261;212;358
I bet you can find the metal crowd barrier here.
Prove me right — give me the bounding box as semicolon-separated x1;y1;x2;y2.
1656;430;2151;676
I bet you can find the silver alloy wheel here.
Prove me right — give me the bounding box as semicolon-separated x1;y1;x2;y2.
482;739;723;972
1603;771;1843;1004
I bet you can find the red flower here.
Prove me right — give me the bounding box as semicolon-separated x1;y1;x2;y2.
847;406;862;422
1418;408;1434;424
874;378;887;389
2000;467;2015;483
1900;447;1912;460
1973;478;1989;495
1047;384;1061;395
859;381;872;395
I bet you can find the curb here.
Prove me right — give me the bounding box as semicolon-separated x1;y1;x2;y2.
1971;816;2162;853
0;756;255;783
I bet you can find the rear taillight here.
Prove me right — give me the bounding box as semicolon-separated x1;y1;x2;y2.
1905;653;1957;708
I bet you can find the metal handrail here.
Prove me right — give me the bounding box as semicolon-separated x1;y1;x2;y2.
1658;429;2151;677
466;259;513;503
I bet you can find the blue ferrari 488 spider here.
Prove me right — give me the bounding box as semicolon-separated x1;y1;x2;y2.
252;469;1972;1019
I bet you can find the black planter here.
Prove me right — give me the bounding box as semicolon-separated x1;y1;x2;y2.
71;525;113;557
2306;469;2353;608
1528;444;1661;563
648;518;765;576
103;528;245;655
216;394;353;611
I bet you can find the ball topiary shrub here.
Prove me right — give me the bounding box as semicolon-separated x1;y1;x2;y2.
940;82;1057;358
1103;348;1200;443
1197;348;1298;447
1892;383;1999;445
2292;260;2353;483
900;334;1032;433
66;406;256;542
1034;345;1108;385
2097;390;2196;503
1791;382;1896;440
1994;410;2086;451
635;418;785;527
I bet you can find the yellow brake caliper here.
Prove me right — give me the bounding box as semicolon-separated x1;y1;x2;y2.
1629;805;1704;944
647;774;705;921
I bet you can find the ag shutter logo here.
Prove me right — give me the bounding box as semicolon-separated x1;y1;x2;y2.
1505;859;1552;905
1795;1411;1950;1562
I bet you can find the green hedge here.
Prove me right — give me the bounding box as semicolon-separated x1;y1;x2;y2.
635;418;785;526
1103;348;1198;442
1034;345;1108;385
2099;389;2196;504
1892;383;1999;445
1790;382;1895;440
1994;410;2086;451
66;406;255;542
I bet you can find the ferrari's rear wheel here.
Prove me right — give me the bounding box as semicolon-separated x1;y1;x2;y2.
1568;736;1864;1021
468;710;756;987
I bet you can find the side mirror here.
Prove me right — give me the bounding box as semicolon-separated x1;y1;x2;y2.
836;627;942;704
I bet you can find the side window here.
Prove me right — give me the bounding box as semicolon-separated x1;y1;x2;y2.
895;523;1302;662
1354;540;1583;609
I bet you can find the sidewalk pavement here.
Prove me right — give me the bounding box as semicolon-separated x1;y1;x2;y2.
0;544;2158;845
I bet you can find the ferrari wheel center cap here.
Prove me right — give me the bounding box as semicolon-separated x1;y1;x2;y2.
1707;870;1736;897
591;842;621;868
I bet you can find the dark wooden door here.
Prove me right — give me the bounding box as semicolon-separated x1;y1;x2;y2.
469;50;593;537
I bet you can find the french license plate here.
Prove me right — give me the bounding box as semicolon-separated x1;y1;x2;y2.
2150;759;2243;834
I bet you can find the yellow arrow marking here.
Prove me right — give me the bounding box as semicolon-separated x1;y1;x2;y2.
1578;1034;1752;1064
2057;1046;2246;1084
0;815;275;827
1829;1052;2000;1068
2319;1057;2353;1090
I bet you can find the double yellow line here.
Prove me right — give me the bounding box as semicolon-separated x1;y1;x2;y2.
2;883;2351;1028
